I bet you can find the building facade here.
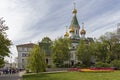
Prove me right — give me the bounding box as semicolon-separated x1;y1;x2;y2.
16;43;35;69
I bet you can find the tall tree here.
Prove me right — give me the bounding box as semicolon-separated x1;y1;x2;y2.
99;32;120;62
26;45;46;73
94;41;108;63
77;40;93;67
0;17;11;67
111;43;120;60
39;37;52;56
51;37;71;67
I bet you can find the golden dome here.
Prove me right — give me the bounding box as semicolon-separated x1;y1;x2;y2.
69;28;74;33
72;9;77;14
80;29;86;35
64;32;69;37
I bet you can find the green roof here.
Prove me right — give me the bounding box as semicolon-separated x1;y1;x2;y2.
69;14;80;28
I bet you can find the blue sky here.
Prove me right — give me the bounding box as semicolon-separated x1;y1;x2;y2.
0;0;120;62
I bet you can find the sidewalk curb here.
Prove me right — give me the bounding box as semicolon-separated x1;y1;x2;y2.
19;71;26;77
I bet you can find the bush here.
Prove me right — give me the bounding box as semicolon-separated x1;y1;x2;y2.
74;63;87;68
74;62;81;68
63;63;70;68
111;60;120;70
47;65;52;68
95;62;111;68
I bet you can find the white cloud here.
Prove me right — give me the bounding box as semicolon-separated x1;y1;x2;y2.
0;0;50;42
85;10;120;38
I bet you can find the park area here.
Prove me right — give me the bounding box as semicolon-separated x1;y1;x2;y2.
23;71;120;80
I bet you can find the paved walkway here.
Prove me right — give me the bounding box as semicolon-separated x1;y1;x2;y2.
0;70;67;80
0;74;21;80
0;71;25;80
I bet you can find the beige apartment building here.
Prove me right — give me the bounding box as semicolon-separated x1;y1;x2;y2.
16;43;35;69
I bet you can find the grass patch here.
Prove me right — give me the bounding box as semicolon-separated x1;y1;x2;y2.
23;71;120;80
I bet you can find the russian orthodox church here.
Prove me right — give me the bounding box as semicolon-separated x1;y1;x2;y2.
64;3;86;39
64;3;90;66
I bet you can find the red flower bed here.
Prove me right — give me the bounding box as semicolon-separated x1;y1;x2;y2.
90;68;114;70
80;68;114;72
68;68;114;72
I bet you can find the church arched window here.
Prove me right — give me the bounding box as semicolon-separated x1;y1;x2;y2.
76;30;77;34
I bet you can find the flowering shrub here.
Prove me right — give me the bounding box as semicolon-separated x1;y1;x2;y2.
68;68;114;72
80;68;114;72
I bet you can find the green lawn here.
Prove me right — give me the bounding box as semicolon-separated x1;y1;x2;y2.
23;71;120;80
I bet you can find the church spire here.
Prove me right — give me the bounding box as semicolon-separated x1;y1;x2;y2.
80;22;86;39
80;22;86;35
70;2;80;28
64;26;69;37
72;2;77;14
74;1;76;9
69;2;80;39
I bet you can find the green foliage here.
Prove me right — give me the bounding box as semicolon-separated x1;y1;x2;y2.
0;33;11;56
95;62;111;68
74;62;86;68
47;65;52;68
51;37;71;67
111;44;120;60
39;37;52;56
77;40;93;67
0;17;8;33
111;60;120;70
26;45;46;73
0;18;11;68
41;37;51;43
99;32;120;62
93;41;108;62
0;58;5;68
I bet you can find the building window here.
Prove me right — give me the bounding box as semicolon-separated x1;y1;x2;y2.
22;53;27;57
22;47;27;51
28;48;32;51
71;60;74;66
22;65;24;69
72;46;75;49
22;59;24;63
76;30;77;34
24;48;27;51
46;59;48;64
71;53;73;58
18;47;22;51
22;47;24;51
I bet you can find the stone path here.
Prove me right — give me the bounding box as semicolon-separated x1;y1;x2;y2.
0;74;21;80
0;71;25;80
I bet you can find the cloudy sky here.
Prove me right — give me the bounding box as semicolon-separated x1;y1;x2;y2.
0;0;120;62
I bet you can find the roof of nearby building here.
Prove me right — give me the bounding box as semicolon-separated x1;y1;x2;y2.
16;43;36;47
